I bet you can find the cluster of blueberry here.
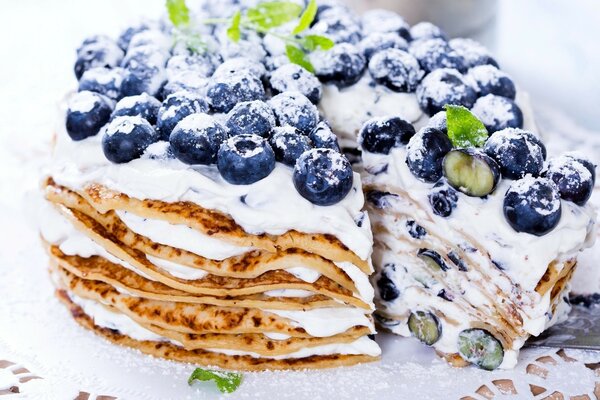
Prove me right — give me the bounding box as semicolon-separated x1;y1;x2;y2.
66;19;356;207
360;114;595;236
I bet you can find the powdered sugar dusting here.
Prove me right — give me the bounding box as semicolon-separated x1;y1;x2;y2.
105;115;146;136
68;91;101;113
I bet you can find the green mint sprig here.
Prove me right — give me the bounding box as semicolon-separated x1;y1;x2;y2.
166;0;206;53
188;368;243;394
444;104;488;148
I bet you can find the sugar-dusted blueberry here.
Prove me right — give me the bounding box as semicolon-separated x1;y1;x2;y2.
206;71;265;113
410;22;448;42
293;148;354;206
427;111;447;134
359;116;416;154
428;179;459;217
377;265;400;302
443;149;501;197
467;65;516;99
484;128;545;179
74;36;124;79
503;176;562;236
361;9;410;40
102;116;159;163
219;34;268;63
416;68;477;116
120;44;169;70
117;23;154;50
217;134;276;185
563;152;596;184
142;140;174;160
120;46;168;98
311;13;363;44
112;93;161;125
269;91;319;135
66;91;114;141
269;64;323;104
311;43;366;87
358;32;408;60
169;113;227;165
449;38;498;69
128;30;171;52
544;155;594;206
269;126;313;167
213;57;267;80
409;38;465;73
156;91;210;139
368;49;423;92
166;53;221;80
78;67;125;100
309;121;341;151
406;127;453;182
471;94;523;134
225;100;275;138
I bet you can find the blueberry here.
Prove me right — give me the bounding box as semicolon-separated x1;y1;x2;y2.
117;23;152;50
269;126;313;167
443;149;501;197
269;64;323;104
213;57;267;80
428;179;459;217
410;22;448;42
74;36;124;79
217;134;276;185
166;53;220;80
79;67;125;100
408;311;441;345
293;148;353;206
544;156;594;206
225;100;275;138
156;91;210;139
377;265;400;302
458;329;504;371
120;46;169;97
311;13;363;44
269;91;319;135
368;49;423;92
65;91;113;141
409;38;465;73
206;72;265;113
112;93;161;124
128;30;171;51
309;121;341;151
406;127;453;182
311;43;366;87
359;116;416;154
503;176;562;236
219;35;268;64
471;94;523;134
467;65;516;99
416;68;477;116
427;111;447;134
102;116;159;163
120;45;168;70
358;32;408;60
142;140;175;160
449;38;498;69
563;152;596;184
406;220;427;239
484;128;545;179
161;75;209;99
361;9;410;40
169;113;227;165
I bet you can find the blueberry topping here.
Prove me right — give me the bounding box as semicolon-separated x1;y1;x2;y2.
361;9;410;40
408;311;441;345
119;45;168;97
293;148;353;206
471;94;523;134
269;91;319;135
217;134;276;185
311;43;366;87
309;121;341;151
410;22;448;42
269;126;313;167
377;266;400;302
368;49;423;92
156;91;209;140
449;38;498;69
269;64;323;104
406;127;453;182
102;116;159;163
169;113;227;165
142;140;174;160
120;44;168;70
409;38;465;73
213;57;267;80
358;32;408;60
74;36;124;79
406;220;427;239
503;176;562;236
427;111;447;134
117;23;152;50
166;53;220;80
484;128;545;180
458;329;504;371
442;149;501;197
428;179;459;217
416;68;477;116
206;71;265;113
78;67;125;100
225;100;276;138
563;152;596;184
467;65;516;99
127;30;171;51
418;249;449;271
311;13;363;44
544;155;594;206
359;116;416;154
66;91;113;141
366;190;398;209
112;93;161;125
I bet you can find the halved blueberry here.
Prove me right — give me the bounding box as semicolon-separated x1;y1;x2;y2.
217;134;276;185
442;149;501;197
544;155;594;206
269;91;319;135
311;43;366;87
406;127;453;182
458;328;504;370
206;71;265;113
269;126;313;167
417;249;449;271
368;49;423;92
467;65;516;99
225;100;275;138
416;68;477;116
112;93;161;125
428;179;459;217
503;176;562;236
471;94;523;134
408;311;441;345
66;91;113;141
359;116;416;154
169;113;227;165
309;121;341;151
102;116;159;163
484;128;545;180
156;91;209;140
293;148;353;206
269;64;322;104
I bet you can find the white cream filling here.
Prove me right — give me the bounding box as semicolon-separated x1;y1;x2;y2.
265;307;374;337
336;261;375;308
263;289;316;298
286;266;321;283
146;254;208;280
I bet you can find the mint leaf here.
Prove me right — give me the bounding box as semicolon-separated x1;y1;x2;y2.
286;44;314;72
444;104;488;148
246;1;303;29
227;11;242;42
301;34;334;51
292;0;318;34
166;0;190;27
188;368;242;394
